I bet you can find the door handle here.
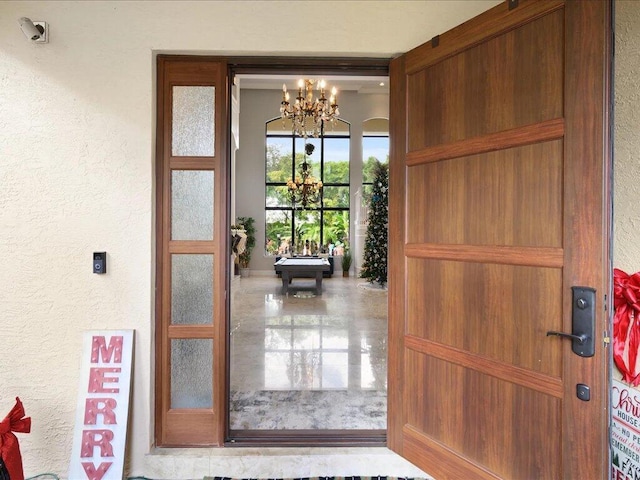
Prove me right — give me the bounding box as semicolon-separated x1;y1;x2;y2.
546;286;596;357
546;331;588;344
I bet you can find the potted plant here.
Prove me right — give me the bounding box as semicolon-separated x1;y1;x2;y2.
341;250;352;277
236;216;255;277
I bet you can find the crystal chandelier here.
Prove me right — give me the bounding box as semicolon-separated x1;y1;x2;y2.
286;143;323;209
280;79;339;138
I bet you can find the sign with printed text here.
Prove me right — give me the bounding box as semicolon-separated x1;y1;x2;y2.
68;330;134;480
612;378;640;480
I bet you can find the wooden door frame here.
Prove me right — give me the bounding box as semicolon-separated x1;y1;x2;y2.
154;54;394;447
561;1;613;474
224;56;391;446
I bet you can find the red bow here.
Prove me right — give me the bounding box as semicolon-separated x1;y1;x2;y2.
0;397;31;480
613;268;640;385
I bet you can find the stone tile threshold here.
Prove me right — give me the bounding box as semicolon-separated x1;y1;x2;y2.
149;446;400;457
144;447;432;477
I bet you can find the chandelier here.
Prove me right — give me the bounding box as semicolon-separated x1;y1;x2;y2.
280;79;339;138
286;143;323;209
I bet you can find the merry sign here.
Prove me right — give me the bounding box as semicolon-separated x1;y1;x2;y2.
68;331;133;480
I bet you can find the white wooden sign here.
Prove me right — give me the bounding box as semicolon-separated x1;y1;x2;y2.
612;378;640;480
68;330;134;480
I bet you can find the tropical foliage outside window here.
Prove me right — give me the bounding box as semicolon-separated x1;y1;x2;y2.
362;118;389;201
265;118;350;256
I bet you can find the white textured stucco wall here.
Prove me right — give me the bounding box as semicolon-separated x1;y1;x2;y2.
0;1;501;478
614;0;640;272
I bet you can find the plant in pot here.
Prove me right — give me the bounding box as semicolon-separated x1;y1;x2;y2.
236;216;255;277
341;250;352;277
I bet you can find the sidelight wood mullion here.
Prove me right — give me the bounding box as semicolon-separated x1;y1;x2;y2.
170;158;216;170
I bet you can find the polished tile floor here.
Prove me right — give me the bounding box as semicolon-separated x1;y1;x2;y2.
230;274;388;430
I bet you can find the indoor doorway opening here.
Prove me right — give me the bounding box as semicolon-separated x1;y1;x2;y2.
228;66;390;445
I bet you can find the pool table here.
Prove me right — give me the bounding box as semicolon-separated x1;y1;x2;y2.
274;257;331;295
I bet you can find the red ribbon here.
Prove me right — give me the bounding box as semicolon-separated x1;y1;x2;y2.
0;397;31;480
613;268;640;385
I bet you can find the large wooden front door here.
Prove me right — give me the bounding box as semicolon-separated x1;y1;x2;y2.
388;1;611;478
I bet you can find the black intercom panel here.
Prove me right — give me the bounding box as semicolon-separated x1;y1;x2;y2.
93;252;106;274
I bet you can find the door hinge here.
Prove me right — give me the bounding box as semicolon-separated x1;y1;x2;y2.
508;0;519;10
431;35;440;48
603;333;611;345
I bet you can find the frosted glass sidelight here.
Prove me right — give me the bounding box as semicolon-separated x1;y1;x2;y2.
170;339;213;409
172;86;215;157
171;254;214;325
171;170;214;240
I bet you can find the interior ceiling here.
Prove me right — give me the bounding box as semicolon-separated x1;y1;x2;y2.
236;74;390;95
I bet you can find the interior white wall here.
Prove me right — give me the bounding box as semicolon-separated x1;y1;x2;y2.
235;88;389;274
0;1;500;477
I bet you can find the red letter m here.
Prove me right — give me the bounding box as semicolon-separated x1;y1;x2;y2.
91;336;123;364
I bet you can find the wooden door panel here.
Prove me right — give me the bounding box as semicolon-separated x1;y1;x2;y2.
406;259;562;376
405;352;562;479
407;9;563;150
407;141;563;247
389;0;610;478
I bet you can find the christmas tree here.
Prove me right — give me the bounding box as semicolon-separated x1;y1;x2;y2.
360;161;388;285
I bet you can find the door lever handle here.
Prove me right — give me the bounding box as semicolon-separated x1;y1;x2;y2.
545;287;596;357
546;330;588;344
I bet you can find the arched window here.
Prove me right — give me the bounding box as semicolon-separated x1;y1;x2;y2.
265;118;350;255
362;118;389;198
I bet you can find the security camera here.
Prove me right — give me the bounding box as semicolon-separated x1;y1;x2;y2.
19;17;47;42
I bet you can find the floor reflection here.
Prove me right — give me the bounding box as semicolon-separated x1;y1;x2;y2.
230;275;388;430
263;315;385;390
